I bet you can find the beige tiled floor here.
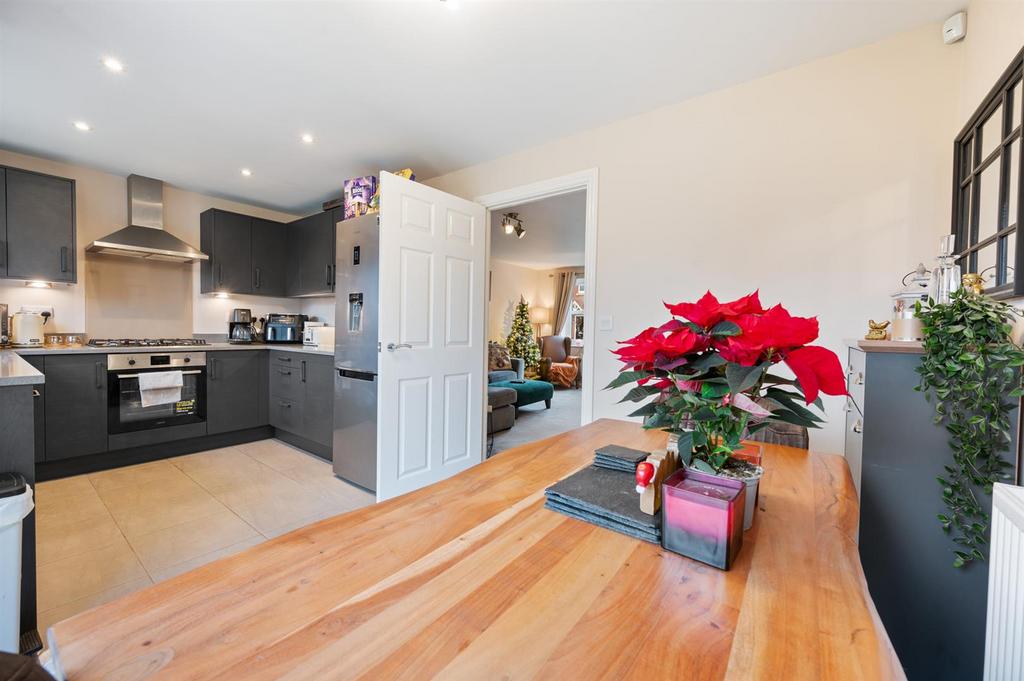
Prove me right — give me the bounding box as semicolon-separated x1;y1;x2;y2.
34;439;374;636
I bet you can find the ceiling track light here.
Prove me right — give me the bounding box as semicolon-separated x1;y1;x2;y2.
501;212;524;237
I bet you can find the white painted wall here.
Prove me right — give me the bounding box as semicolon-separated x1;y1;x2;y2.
427;23;965;454
488;260;557;341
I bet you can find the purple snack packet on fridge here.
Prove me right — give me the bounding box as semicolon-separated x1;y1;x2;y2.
344;176;378;219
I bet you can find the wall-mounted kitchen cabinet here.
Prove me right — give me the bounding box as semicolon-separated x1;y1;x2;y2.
0;166;76;283
286;209;338;297
201;209;288;296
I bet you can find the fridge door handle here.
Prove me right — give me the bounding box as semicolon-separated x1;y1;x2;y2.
338;368;376;381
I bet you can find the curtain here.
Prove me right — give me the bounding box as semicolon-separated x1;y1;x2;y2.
553;271;581;338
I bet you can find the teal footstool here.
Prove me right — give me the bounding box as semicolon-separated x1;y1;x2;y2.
490;379;555;410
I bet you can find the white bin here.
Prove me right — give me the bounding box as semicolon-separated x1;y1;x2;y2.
0;473;33;654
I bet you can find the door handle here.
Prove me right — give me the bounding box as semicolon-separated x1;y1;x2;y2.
301;360;307;383
254;267;261;289
325;264;332;287
0;239;5;269
218;264;223;285
60;246;68;273
277;369;291;376
851;419;863;434
117;370;202;379
95;362;104;389
210;357;217;380
386;343;413;351
32;389;40;398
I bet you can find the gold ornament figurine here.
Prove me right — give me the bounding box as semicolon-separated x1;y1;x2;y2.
865;319;891;341
962;273;985;295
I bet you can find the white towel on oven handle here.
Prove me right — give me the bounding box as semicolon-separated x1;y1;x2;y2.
137;370;183;407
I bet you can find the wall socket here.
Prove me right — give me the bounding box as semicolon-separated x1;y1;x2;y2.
19;305;54;317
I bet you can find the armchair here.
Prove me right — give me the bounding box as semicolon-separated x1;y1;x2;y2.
538;335;580;388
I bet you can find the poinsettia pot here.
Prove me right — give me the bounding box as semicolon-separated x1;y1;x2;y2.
668;434;763;531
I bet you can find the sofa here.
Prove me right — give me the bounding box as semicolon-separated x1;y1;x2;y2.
488;357;524;434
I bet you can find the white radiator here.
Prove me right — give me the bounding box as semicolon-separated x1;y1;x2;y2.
984;483;1024;681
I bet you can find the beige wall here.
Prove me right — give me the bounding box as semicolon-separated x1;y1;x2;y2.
488;260;557;341
955;0;1024;127
0;148;301;338
428;23;965;454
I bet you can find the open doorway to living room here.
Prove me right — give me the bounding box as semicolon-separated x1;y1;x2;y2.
485;189;586;455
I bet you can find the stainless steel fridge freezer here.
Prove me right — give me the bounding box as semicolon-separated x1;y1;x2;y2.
332;213;379;491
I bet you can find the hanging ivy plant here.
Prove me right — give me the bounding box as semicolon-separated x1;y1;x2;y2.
915;288;1024;568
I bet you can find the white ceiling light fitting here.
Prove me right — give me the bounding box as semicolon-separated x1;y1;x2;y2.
73;121;91;132
241;168;252;177
101;56;124;73
501;212;525;238
300;133;314;144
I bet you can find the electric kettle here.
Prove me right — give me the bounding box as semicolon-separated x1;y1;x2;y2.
11;311;49;347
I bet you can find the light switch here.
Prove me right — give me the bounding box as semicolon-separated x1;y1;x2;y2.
598;315;613;331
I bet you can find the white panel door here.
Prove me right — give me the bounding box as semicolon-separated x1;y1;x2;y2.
377;171;486;500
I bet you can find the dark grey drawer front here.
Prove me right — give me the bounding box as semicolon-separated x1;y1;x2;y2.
270;362;303;401
270;351;299;366
269;397;302;432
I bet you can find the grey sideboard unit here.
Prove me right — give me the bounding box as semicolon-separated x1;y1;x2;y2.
847;340;1021;681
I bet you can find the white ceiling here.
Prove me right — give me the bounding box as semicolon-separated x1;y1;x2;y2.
491;189;586;269
0;1;961;214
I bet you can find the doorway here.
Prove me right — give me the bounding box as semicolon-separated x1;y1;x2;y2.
476;169;599;454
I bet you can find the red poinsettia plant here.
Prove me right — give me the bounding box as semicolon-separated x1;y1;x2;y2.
606;291;847;475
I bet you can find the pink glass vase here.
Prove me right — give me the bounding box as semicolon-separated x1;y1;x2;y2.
660;467;746;570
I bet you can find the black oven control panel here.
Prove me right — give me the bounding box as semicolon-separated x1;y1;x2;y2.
107;352;207;370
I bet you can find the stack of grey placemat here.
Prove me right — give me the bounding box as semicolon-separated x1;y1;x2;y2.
544;445;660;543
593;444;650;472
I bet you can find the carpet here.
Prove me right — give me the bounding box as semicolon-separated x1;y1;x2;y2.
490;386;582;455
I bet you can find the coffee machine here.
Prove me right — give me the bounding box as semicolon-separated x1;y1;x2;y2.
228;308;254;344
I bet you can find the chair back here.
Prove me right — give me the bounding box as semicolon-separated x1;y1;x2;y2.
540;335;571;363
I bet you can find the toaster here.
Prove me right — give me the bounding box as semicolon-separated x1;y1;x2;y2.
303;325;335;348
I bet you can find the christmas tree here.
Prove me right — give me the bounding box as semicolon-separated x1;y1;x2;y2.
505;297;541;370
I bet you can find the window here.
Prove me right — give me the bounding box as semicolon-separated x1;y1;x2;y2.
952;46;1024;296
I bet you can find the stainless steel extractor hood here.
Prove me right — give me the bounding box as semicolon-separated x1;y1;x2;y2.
86;174;208;263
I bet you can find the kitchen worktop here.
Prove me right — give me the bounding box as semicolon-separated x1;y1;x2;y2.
8;342;334;357
47;419;901;680
0;350;45;386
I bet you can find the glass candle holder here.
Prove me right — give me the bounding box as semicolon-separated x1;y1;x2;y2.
661;467;745;570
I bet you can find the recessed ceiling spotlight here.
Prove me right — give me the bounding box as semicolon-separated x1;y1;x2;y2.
101;56;124;73
73;121;92;132
241;168;252;177
300;133;314;144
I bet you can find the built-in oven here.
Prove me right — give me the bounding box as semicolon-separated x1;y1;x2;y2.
108;352;207;434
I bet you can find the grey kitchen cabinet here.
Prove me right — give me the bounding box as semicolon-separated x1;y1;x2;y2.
269;351;333;456
200;209;288;296
44;354;107;461
22;355;46;463
200;209;253;294
286;210;336;297
851;344;1019;681
0;168;6;277
300;354;334;448
252;217;287;296
207;351;267;435
3;167;76;283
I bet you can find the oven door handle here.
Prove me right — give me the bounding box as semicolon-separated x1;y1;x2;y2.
116;370;203;378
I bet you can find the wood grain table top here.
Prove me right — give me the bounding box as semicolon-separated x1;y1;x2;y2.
49;419;904;680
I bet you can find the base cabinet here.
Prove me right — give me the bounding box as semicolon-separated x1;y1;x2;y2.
44;354;107;461
208;351;267;435
852;347;1017;681
269;351;333;457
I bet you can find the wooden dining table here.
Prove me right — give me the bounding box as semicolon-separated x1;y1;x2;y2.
49;419;904;680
